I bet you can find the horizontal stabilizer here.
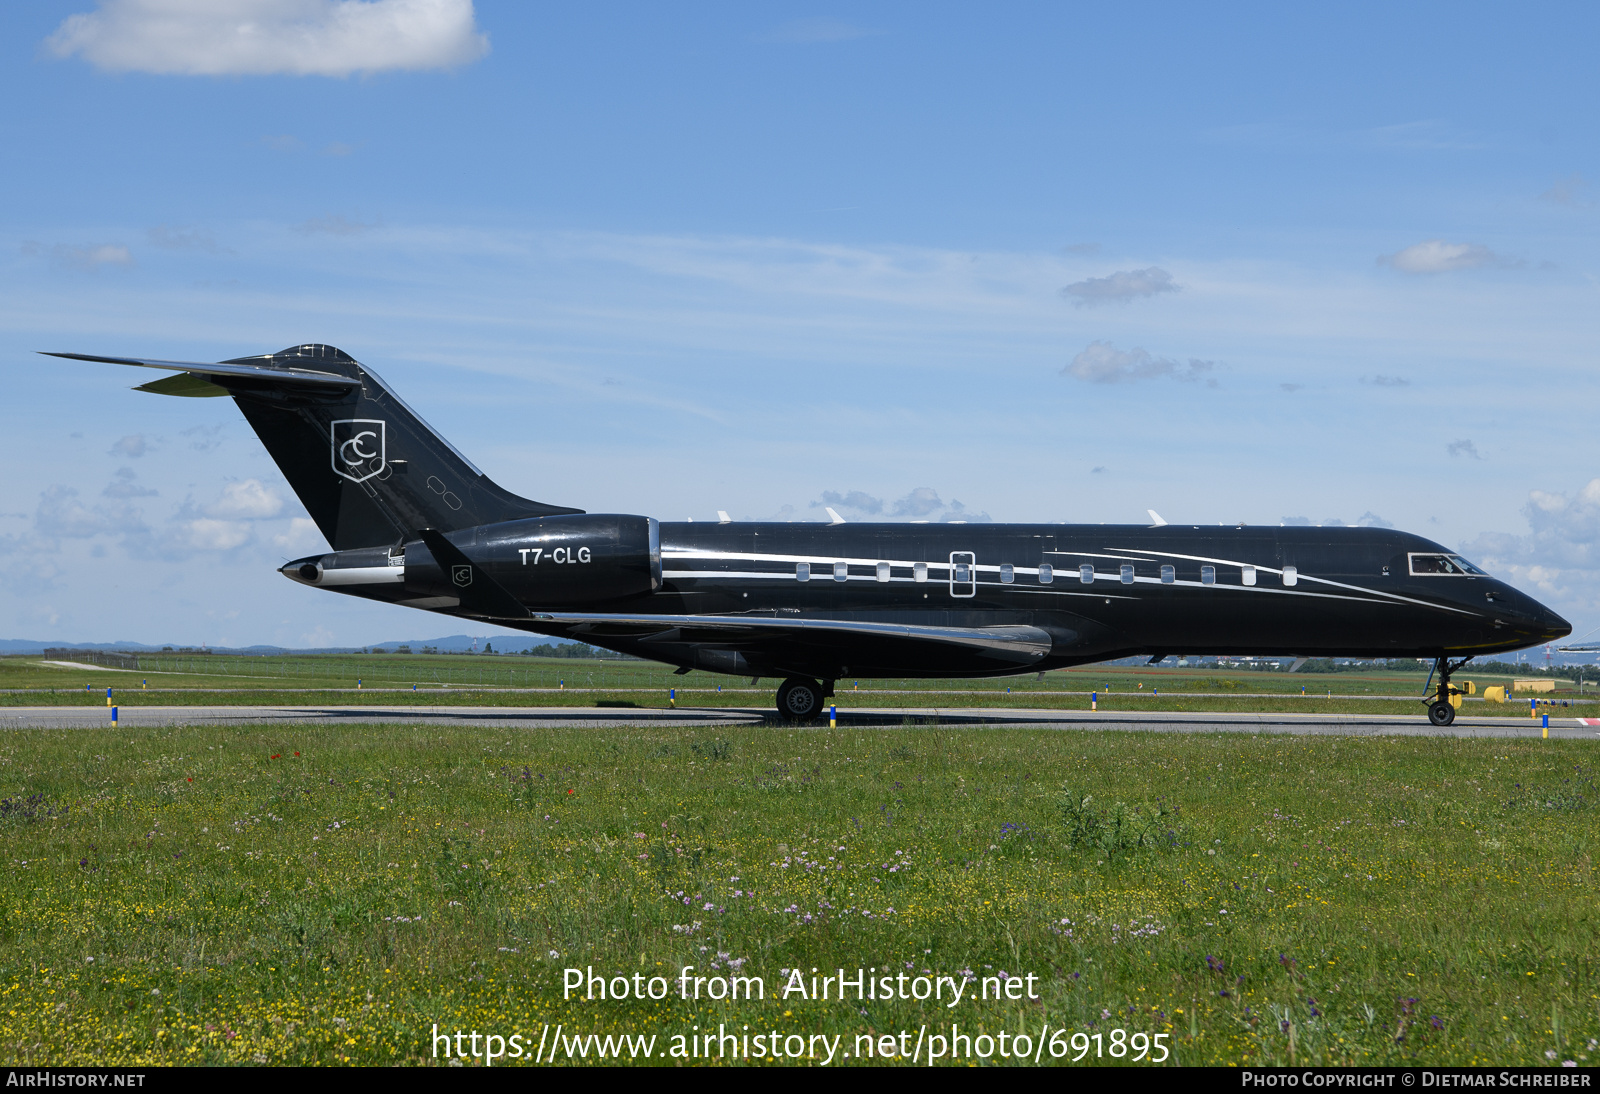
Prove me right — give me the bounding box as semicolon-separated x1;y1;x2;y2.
41;351;356;388
132;373;230;398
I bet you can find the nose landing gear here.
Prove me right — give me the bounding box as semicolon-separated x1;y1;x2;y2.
1425;655;1473;727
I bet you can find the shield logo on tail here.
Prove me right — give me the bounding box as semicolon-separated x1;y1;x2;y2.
331;419;386;482
452;565;473;588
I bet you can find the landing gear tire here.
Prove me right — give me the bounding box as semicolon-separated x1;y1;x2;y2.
776;677;823;722
1428;700;1456;727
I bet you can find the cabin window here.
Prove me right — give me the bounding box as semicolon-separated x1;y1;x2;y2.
876;561;891;583
1282;565;1298;587
954;562;970;582
1408;553;1487;576
1000;564;1014;584
1038;563;1053;584
1201;565;1216;585
1120;564;1135;584
913;562;928;583
1160;564;1175;584
1079;564;1094;584
796;562;810;582
834;561;849;582
1241;565;1256;586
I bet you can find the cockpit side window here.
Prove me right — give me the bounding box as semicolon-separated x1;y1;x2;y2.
1408;553;1488;576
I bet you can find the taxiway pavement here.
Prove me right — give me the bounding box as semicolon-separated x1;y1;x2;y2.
1;705;1594;738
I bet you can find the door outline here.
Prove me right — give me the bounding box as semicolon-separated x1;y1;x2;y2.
949;551;976;597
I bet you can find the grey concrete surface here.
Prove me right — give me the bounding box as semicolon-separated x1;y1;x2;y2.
1;704;1594;738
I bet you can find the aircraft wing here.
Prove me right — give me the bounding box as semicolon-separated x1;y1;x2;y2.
527;611;1054;664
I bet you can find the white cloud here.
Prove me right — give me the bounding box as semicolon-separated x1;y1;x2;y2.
46;0;489;77
147;224;221;252
1357;512;1394;529
35;486;121;539
1379;240;1501;274
1463;479;1600;604
1540;174;1586;207
301;623;337;647
273;517;326;553
110;434;148;458
22;242;133;270
817;490;884;515
206;479;283;519
103;468;158;499
1060;267;1179;306
1064;341;1216;385
808;487;987;523
179;518;252;551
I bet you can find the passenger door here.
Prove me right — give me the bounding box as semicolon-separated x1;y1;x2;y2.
949;551;976;597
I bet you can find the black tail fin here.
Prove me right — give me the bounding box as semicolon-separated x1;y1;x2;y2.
51;343;581;550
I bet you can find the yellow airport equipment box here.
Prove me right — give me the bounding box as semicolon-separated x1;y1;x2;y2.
1483;686;1506;703
1513;678;1556;693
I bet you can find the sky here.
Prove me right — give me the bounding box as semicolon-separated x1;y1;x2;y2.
3;0;1600;650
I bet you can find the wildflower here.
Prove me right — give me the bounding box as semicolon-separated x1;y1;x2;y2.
1430;1016;1443;1030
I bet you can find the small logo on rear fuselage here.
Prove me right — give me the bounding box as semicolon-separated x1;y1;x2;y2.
452;565;473;588
331;419;386;482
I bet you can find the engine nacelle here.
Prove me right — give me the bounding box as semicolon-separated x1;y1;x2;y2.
404;514;660;606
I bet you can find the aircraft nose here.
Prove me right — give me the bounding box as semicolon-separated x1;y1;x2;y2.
1538;606;1573;643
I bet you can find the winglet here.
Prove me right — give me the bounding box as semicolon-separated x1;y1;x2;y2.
1147;509;1168;527
417;529;529;620
717;510;732;524
825;507;846;525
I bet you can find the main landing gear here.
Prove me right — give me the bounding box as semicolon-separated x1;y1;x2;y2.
775;677;831;722
1426;655;1473;727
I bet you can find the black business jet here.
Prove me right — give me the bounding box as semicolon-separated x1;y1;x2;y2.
50;344;1570;725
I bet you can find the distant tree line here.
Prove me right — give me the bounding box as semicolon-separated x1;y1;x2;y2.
1285;657;1592;680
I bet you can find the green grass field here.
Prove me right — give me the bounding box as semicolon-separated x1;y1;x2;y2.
0;720;1594;1066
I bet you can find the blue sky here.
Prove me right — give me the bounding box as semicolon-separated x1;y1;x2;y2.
4;1;1600;650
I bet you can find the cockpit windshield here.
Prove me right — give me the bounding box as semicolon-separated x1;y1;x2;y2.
1408;553;1488;577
